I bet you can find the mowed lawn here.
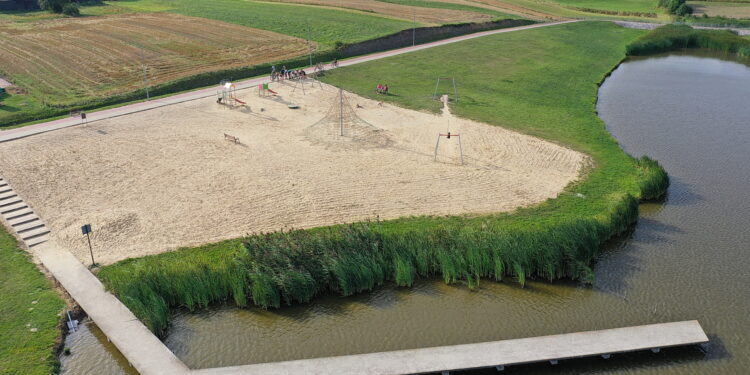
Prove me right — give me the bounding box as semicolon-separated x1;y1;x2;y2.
0;228;65;375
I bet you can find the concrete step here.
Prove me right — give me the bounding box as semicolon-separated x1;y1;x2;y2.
0;187;12;195
26;235;49;248
0;189;16;199
4;208;34;221
0;198;22;208
16;220;45;234
0;202;28;215
10;215;41;228
21;226;50;241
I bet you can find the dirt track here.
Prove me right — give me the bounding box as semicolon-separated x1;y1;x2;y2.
0;82;586;264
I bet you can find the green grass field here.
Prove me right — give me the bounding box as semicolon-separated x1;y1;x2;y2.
550;0;658;13
496;0;670;19
98;22;669;335
0;0;421;44
104;0;420;46
376;0;520;18
0;228;65;375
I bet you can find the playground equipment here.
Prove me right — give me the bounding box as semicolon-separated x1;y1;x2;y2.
258;83;278;97
224;133;240;144
217;81;245;107
433;77;459;102
305;88;390;147
291;75;322;94
434;131;464;165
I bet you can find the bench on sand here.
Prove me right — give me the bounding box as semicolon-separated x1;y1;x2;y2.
224;133;240;144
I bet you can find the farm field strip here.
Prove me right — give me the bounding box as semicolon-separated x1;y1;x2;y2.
266;0;497;24
0;13;309;106
689;1;750;17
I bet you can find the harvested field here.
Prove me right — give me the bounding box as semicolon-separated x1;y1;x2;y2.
0;13;309;106
464;0;564;19
0;82;586;265
689;1;750;18
267;0;495;24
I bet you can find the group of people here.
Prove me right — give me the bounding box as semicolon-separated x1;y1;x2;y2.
271;65;307;82
376;83;389;95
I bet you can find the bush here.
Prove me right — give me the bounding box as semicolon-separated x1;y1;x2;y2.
62;3;80;16
659;0;692;15
38;0;69;13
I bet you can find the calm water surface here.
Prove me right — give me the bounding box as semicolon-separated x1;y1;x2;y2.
60;53;750;374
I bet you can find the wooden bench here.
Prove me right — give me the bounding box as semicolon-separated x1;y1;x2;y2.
224;133;240;144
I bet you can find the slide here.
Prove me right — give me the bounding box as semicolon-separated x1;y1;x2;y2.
267;89;278;95
234;98;246;105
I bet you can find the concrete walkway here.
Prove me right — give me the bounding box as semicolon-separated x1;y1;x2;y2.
194;321;707;375
0;20;577;143
34;243;189;375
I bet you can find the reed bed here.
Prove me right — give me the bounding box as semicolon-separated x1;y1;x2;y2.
626;24;750;57
99;181;654;336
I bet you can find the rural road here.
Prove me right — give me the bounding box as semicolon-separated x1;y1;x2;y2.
0;20;577;143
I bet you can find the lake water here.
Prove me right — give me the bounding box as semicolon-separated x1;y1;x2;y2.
60;52;750;374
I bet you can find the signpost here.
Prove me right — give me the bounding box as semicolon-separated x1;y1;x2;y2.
81;224;95;266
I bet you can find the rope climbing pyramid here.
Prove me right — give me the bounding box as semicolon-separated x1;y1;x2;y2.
305;89;391;149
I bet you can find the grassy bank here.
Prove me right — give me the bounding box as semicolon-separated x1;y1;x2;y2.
0;227;65;375
626;24;750;56
98;22;669;336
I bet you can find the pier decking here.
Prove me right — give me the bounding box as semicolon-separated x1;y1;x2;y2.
194;320;708;375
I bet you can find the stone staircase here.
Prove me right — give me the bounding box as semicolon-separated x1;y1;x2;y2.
0;176;50;247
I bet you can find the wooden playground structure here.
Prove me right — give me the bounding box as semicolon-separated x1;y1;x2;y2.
217;81;247;107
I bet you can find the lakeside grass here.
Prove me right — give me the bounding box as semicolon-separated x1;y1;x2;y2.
0;227;65;375
626;24;750;56
98;22;670;336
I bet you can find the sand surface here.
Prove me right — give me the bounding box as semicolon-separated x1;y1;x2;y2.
0;82;586;264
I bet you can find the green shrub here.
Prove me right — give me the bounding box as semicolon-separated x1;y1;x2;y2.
38;0;68;13
62;3;80;17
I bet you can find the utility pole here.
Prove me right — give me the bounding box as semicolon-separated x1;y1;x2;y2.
307;23;313;67
339;89;344;136
412;9;416;46
140;48;150;100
